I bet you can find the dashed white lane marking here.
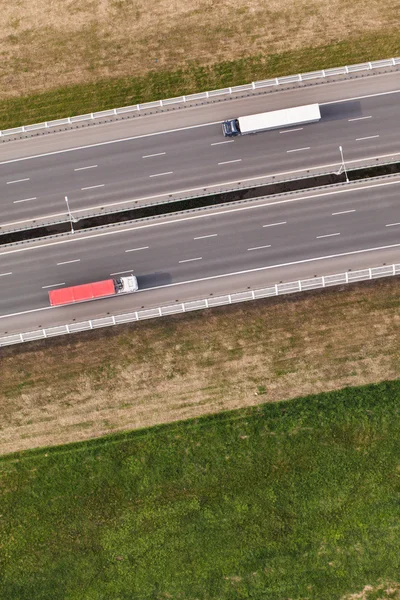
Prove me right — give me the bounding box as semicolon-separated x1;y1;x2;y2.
287;147;310;153
247;245;272;251
142;152;166;158
210;140;234;146
262;221;287;228
149;171;173;178
316;233;340;239
56;259;81;265
81;184;105;190
0;272;12;277
356;135;379;141
74;165;98;171
42;282;66;289
125;246;149;253
179;257;202;263
110;270;134;275
193;234;218;240
279;127;303;133
386;222;400;227
218;159;242;165
6;178;30;184
348;116;372;122
13;197;37;204
332;209;356;215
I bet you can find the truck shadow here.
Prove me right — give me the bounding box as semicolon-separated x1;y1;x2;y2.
320;100;362;121
137;272;172;290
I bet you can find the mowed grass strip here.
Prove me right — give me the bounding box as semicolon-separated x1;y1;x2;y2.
0;30;400;130
1;380;400;599
2;278;400;455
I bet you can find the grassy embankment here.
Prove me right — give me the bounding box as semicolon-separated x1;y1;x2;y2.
2;278;400;455
1;379;400;599
1;0;400;129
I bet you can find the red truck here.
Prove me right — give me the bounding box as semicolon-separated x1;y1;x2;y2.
49;275;138;306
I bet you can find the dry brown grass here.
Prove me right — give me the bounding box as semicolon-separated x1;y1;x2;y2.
1;278;400;455
342;580;400;599
0;0;400;99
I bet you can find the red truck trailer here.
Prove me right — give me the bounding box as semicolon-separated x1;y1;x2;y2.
49;275;138;306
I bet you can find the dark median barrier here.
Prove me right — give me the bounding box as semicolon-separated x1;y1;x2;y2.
2;161;400;246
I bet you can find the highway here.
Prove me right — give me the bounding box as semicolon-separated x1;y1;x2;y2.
2;70;400;230
1;177;400;336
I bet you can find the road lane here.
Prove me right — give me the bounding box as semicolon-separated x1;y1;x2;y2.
0;179;400;336
2;72;400;228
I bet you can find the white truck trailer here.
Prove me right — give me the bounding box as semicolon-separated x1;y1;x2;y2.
222;103;321;137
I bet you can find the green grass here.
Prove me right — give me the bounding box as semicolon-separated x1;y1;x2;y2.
1;30;400;131
1;379;400;599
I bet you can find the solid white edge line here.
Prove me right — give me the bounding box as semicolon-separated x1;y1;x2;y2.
332;209;356;215
81;184;105;190
247;245;272;251
56;259;81;265
125;246;149;252
6;178;30;184
316;233;340;239
13;197;37;204
1;179;400;259
320;88;400;106
42;282;66;289
74;165;98;171
179;257;202;263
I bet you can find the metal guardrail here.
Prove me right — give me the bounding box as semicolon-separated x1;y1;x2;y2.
1;263;399;348
0;57;399;138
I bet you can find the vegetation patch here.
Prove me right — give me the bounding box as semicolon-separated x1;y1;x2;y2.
1;380;400;599
0;0;400;128
1;278;400;455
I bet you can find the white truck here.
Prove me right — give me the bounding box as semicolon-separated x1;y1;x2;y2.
222;103;321;137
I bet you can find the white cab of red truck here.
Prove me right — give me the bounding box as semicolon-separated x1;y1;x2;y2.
222;104;321;136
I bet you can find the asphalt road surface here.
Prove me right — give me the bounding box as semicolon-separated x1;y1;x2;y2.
2;70;400;230
1;177;400;336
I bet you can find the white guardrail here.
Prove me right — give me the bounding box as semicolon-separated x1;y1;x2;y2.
1;57;399;138
1;264;399;348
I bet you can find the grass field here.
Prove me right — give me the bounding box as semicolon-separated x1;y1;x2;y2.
0;0;400;129
2;278;400;456
1;379;400;599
